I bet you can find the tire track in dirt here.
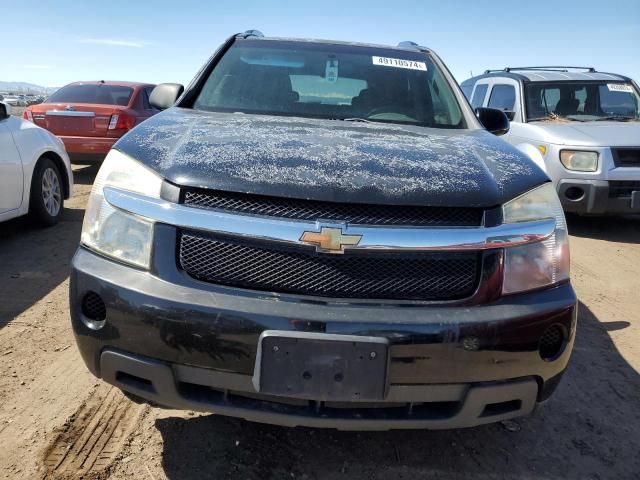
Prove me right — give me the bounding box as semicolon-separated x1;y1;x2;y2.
43;385;145;479
0;337;99;479
0;356;87;436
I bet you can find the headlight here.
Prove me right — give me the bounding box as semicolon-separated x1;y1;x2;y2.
81;150;162;268
502;183;570;294
560;150;598;172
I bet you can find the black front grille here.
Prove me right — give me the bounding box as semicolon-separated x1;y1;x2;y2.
183;189;483;227
609;181;640;198
612;148;640;168
179;232;481;300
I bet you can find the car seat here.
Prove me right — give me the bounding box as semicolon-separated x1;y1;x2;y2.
554;97;579;116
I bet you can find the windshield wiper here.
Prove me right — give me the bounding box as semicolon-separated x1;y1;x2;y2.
530;113;584;122
595;115;638;122
340;117;375;123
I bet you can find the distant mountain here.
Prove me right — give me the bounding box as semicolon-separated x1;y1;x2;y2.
0;81;58;94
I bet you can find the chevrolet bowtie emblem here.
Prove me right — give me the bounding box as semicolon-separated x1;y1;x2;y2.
300;227;362;254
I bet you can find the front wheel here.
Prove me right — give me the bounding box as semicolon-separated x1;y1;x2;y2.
30;158;64;227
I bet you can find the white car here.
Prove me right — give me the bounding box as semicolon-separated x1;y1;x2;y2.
3;95;28;107
0;101;73;226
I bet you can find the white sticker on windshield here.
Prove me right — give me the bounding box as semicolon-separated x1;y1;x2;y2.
372;56;427;71
607;83;634;93
325;58;339;83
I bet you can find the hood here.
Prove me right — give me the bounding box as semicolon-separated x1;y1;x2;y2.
531;120;640;147
114;108;548;207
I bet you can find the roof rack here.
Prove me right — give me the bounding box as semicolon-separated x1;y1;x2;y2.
238;29;264;39
484;66;596;74
397;40;429;52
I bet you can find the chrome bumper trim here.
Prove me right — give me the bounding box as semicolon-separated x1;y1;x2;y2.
104;187;555;252
46;110;96;117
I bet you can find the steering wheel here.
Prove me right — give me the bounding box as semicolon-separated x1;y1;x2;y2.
365;105;417;121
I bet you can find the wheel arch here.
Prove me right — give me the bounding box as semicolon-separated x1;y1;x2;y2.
35;151;71;199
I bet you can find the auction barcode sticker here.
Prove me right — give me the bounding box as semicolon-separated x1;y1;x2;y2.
372;56;427;71
607;83;634;93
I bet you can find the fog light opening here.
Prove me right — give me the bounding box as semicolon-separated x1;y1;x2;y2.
481;399;522;418
81;291;107;330
116;371;155;393
564;186;584;202
539;324;566;361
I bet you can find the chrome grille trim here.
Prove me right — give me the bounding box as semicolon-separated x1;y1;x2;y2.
104;187;555;252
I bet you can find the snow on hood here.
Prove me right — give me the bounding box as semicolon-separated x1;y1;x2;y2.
114;108;548;207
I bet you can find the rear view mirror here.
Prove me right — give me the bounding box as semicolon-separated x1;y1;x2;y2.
476;107;510;136
149;83;184;110
0;102;10;120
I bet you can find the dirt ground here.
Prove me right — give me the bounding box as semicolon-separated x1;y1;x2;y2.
1;164;639;480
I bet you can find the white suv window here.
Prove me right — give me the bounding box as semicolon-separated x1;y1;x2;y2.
488;84;516;111
470;84;488;109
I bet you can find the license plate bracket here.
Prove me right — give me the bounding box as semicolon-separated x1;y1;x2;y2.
253;331;389;402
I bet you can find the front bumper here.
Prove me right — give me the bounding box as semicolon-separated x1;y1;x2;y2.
101;349;540;430
558;179;640;215
70;246;577;430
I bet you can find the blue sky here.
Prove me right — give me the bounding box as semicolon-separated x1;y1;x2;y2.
2;0;639;88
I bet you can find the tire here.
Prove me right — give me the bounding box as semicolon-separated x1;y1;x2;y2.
29;157;64;227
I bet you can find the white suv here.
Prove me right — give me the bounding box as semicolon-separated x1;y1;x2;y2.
462;67;640;215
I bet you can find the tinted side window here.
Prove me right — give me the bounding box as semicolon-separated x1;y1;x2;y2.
470;84;488;109
488;84;516;111
143;87;156;110
460;84;473;100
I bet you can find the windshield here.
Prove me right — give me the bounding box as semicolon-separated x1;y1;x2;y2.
193;40;466;128
525;81;640;122
46;84;134;106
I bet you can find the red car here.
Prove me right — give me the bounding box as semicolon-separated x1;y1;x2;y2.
24;81;158;162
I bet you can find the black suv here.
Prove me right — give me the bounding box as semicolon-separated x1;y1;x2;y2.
71;31;576;430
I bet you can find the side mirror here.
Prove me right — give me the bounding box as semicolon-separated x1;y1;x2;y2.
476;107;510;136
149;83;184;110
503;110;515;121
0;102;10;120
